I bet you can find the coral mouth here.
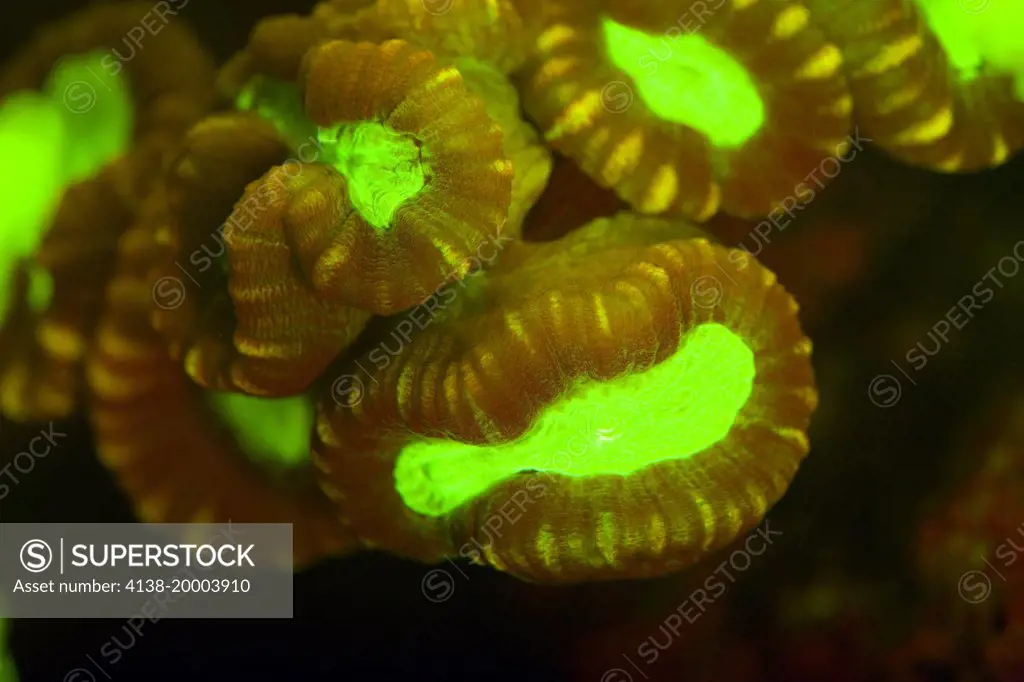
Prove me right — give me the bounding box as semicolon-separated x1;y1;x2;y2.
914;0;1024;97
394;322;756;517
318;120;429;230
601;16;766;148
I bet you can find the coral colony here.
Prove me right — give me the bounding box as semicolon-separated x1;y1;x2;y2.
1;0;1022;679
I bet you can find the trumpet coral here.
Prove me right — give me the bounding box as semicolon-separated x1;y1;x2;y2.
0;2;214;420
805;0;1024;170
518;0;853;220
227;10;550;240
150;112;372;395
88;190;358;571
296;38;513;314
314;212;817;582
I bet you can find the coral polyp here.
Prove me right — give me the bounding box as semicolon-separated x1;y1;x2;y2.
519;0;853;219
8;1;1024;679
0;2;214;421
806;0;1024;170
297;39;513;314
314;213;816;582
88;195;357;571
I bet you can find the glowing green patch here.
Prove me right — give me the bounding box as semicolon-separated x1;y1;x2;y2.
395;322;756;517
26;263;54;314
207;392;315;468
0;617;15;682
602;16;765;148
43;51;133;185
318;122;428;231
236;76;320;151
914;0;1024;97
0;92;65;325
236;77;428;229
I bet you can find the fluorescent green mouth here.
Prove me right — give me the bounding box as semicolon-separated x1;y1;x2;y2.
395;322;756;517
601;16;766;147
914;0;1024;99
0;50;132;326
318;121;428;231
236;76;429;230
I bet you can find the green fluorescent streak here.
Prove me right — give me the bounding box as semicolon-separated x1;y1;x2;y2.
43;51;133;185
395;322;756;517
318;121;427;231
235;76;321;151
207;392;315;468
914;0;1024;95
0;92;65;325
601;16;765;148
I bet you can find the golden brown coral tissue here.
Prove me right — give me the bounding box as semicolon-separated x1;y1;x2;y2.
805;0;1024;170
1;1;834;588
88;189;356;570
0;2;215;421
313;212;817;583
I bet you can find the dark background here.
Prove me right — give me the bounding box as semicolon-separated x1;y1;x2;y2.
3;2;1024;681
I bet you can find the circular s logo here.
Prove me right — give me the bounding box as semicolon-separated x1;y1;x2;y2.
21;539;53;573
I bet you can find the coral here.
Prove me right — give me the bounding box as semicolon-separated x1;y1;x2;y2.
518;0;853;219
149;112;371;395
87;188;357;571
805;0;1024;170
910;395;1024;680
377;0;535;74
0;2;214;421
297;39;513;314
314;212;816;582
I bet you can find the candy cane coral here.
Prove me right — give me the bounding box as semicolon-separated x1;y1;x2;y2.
149;112;372;396
805;0;1024;170
0;2;214;420
295;38;514;314
518;0;853;220
88;190;356;571
314;211;817;582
